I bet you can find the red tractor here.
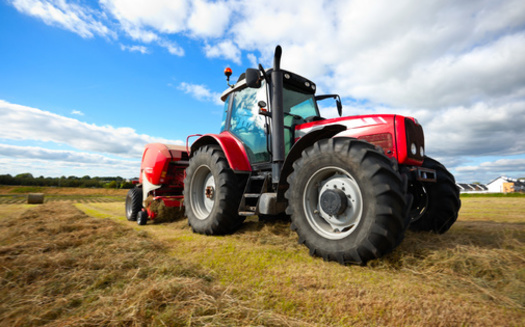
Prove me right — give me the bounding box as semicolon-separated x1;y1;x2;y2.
126;46;460;265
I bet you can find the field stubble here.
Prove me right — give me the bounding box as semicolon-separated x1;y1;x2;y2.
0;191;523;326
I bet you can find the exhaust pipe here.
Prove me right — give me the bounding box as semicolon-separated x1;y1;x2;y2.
270;45;285;186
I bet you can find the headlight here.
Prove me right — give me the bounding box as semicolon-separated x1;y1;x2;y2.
411;143;417;155
420;146;424;157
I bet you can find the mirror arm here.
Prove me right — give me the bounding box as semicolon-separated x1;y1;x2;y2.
259;64;270;84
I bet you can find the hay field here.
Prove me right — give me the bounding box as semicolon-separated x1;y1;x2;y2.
0;186;127;204
0;191;523;326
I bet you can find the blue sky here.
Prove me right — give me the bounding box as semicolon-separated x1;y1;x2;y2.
1;0;524;183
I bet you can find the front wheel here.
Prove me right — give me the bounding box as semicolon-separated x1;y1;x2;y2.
408;157;461;233
286;138;408;265
183;145;245;235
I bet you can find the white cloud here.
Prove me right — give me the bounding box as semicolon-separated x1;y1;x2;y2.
0;100;183;158
0;143;134;166
0;156;139;178
10;0;115;39
177;83;222;105
456;158;525;173
158;39;184;56
247;53;258;68
452;157;525;183
120;44;149;54
100;0;189;34
422;100;525;158
71;110;84;116
204;40;241;64
187;0;231;38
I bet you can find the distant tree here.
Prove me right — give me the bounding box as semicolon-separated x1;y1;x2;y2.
120;181;134;189
15;173;34;179
0;174;16;185
104;181;118;189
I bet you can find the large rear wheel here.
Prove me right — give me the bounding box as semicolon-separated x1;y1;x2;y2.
408;157;461;233
286;138;407;265
184;145;245;235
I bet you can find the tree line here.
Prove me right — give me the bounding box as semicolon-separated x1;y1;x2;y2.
0;173;135;189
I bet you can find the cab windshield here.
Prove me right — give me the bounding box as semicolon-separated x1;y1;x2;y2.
283;86;319;119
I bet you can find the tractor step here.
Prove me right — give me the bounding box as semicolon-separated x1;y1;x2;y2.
237;173;269;216
239;211;256;216
243;193;260;198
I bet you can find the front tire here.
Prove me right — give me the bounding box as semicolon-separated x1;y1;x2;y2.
286;138;407;265
184;145;245;235
125;187;142;221
408;157;461;233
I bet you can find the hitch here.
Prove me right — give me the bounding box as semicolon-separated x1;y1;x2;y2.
415;167;437;182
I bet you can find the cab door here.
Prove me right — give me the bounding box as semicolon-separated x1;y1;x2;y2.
227;84;270;164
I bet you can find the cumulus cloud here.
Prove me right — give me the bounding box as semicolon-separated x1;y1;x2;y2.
100;0;189;35
0;156;138;178
177;83;223;105
422;100;525;158
452;157;525;183
187;0;231;38
0;100;183;158
456;158;525;173
9;0;115;39
0;143;134;166
204;40;241;64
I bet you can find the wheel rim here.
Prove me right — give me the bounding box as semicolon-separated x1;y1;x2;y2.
303;166;363;240
190;165;215;220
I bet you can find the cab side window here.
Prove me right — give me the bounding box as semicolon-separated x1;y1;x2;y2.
230;86;269;163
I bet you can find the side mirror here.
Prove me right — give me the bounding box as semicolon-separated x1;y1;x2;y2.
315;94;344;117
336;98;343;117
245;68;261;88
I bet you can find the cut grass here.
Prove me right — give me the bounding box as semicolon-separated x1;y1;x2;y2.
76;198;524;326
0;203;309;326
2;196;524;326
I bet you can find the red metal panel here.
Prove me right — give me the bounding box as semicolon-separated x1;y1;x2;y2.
140;143;188;185
294;114;423;166
191;131;252;172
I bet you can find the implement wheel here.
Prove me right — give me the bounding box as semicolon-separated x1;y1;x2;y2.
286;138;407;265
125;187;142;221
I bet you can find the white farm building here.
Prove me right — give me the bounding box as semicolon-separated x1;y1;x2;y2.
486;176;525;193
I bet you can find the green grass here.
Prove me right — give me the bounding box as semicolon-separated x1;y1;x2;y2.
461;192;525;197
7;186;45;193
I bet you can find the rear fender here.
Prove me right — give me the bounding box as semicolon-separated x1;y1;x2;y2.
190;132;252;172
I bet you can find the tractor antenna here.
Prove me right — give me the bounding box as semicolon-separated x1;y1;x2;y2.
224;67;233;88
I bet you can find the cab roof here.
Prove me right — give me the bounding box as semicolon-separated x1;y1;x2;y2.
220;69;316;102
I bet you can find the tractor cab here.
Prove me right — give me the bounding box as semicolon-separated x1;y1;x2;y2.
219;68;331;164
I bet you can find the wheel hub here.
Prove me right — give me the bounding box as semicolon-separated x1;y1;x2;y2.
320;188;348;216
303;168;364;240
205;186;214;199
